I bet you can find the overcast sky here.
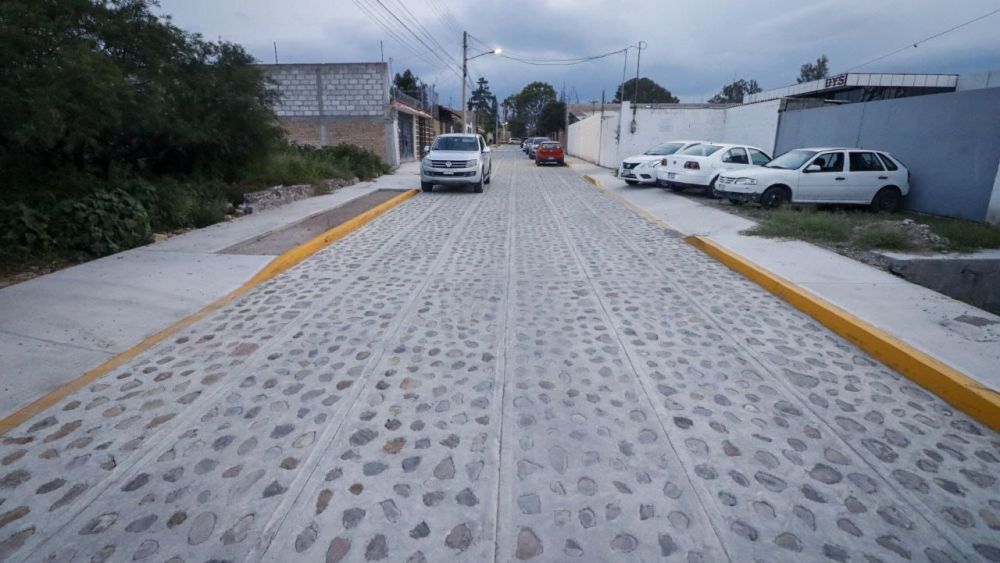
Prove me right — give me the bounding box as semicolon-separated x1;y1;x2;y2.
156;0;1000;105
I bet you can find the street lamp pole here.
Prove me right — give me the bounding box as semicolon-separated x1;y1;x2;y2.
461;32;501;134
462;31;468;132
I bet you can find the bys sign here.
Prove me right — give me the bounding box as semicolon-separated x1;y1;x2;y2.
824;73;848;89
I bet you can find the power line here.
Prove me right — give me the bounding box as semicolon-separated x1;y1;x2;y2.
845;6;1000;71
357;0;465;83
352;0;442;70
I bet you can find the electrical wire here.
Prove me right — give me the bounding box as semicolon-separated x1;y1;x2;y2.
356;0;465;83
845;6;1000;71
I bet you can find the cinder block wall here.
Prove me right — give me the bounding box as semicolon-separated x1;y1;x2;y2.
260;63;394;164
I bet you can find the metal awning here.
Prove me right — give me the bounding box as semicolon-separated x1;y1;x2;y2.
391;100;433;119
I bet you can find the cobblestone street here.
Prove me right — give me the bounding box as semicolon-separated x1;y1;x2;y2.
1;148;998;562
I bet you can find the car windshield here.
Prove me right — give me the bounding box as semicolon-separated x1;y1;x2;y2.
432;136;479;151
678;144;722;156
765;149;819;170
645;142;685;156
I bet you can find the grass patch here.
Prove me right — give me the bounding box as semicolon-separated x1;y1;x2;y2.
738;206;1000;253
854;224;915;251
742;208;854;243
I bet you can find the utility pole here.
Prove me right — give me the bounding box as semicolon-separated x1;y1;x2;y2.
598;90;605;166
631;41;647;133
273;42;278;64
462;31;468;133
380;40;384;62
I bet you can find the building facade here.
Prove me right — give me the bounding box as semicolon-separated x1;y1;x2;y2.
261;62;439;168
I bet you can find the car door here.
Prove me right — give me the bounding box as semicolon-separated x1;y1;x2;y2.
845;151;886;203
479;136;491;174
720;147;751;174
797;151;845;202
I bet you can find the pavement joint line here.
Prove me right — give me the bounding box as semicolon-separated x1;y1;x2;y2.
570;171;976;556
582;171;1000;432
0;188;419;436
685;234;1000;433
546;164;734;558
0;328;116;356
13;187;434;561
247;186;495;560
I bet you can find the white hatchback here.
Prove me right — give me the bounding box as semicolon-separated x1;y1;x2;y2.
618;140;705;186
714;148;910;211
656;143;772;196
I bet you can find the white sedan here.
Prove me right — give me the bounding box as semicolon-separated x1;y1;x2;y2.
714;148;910;211
656;143;772;196
618;140;705;186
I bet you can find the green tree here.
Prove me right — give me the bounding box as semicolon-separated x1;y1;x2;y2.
508;82;557;135
468;77;497;138
708;78;762;104
0;0;281;191
613;77;679;103
537;101;567;136
797;55;830;83
393;69;422;99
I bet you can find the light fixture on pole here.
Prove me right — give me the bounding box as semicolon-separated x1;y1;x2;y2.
462;31;501;133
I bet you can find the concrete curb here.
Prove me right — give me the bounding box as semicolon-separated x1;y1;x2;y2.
685;235;1000;432
0;189;419;435
583;174;601;186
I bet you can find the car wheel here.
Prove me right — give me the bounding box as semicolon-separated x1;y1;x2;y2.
870;187;902;213
558;160;565;166
728;198;745;206
485;168;492;184
666;184;684;192
625;180;638;186
705;177;719;199
421;181;433;192
760;186;789;208
472;175;484;193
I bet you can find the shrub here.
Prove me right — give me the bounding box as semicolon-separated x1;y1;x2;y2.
57;190;152;257
0;203;55;260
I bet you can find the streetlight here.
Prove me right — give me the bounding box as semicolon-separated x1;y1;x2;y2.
462;31;501;133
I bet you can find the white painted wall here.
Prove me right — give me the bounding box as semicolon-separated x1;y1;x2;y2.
570;101;782;168
720;99;783;155
615;102;727;165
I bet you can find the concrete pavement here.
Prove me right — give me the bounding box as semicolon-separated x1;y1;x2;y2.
0;166;419;420
573;157;1000;397
0;148;998;562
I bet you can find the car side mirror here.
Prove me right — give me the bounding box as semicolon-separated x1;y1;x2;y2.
482;146;491;153
423;146;431;154
805;164;821;173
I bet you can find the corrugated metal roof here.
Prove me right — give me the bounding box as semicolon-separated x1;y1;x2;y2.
745;73;959;103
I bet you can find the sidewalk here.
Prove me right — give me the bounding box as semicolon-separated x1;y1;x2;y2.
0;163;420;419
570;156;1000;398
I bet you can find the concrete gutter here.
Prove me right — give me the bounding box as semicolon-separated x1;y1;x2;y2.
0;163;422;423
579;158;1000;431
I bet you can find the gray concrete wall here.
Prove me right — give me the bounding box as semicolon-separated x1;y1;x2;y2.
775;87;1000;222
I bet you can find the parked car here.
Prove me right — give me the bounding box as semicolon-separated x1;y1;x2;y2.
510;137;522;145
420;133;493;193
535;141;565;166
619;140;705;186
657;143;771;196
527;138;550;160
714;148;910;211
523;137;543;153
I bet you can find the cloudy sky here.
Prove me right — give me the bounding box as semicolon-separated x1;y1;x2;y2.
156;0;1000;105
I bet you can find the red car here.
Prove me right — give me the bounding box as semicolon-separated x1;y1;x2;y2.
535;141;565;166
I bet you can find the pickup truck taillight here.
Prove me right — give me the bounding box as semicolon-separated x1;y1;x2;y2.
683;161;700;170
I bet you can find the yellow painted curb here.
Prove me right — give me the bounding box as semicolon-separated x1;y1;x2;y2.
583;174;602;187
685;235;1000;432
0;189;419;435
